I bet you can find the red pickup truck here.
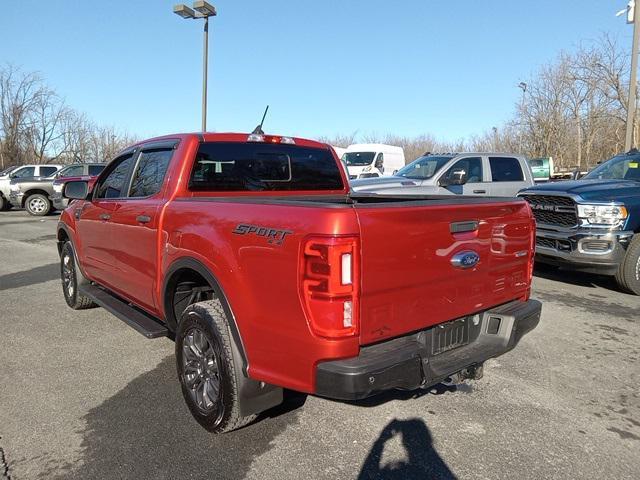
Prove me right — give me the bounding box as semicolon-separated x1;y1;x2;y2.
57;132;541;433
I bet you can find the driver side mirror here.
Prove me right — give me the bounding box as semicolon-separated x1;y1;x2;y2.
63;181;89;200
374;158;384;169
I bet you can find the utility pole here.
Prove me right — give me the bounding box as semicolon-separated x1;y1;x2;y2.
625;0;640;151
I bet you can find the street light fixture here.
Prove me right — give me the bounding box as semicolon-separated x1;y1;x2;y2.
173;4;196;19
173;1;217;132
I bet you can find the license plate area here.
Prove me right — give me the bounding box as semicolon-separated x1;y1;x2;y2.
431;317;470;355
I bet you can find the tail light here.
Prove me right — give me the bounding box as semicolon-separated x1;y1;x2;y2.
300;236;359;338
247;134;296;144
525;215;536;300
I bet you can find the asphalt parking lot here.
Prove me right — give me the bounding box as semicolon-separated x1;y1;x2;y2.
0;210;638;480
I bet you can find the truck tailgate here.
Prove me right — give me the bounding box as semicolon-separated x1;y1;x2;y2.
355;199;533;345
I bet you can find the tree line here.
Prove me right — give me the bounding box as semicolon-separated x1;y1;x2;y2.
0;65;136;170
322;35;634;171
3;34;633;173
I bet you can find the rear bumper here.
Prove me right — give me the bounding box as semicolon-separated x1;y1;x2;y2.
315;299;541;400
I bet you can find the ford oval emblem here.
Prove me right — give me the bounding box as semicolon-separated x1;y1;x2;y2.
451;250;480;269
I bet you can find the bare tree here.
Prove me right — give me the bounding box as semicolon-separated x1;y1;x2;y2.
0;65;43;167
25;88;69;164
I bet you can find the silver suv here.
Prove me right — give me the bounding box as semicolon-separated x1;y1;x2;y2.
0;164;63;210
350;153;535;197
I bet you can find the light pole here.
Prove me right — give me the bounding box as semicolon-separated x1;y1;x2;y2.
173;1;217;132
619;0;640;150
518;82;527;154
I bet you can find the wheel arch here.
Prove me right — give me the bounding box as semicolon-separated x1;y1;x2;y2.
163;257;283;416
162;257;249;374
22;189;50;207
56;224;71;255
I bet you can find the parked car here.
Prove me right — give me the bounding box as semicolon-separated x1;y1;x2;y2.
529;157;554;182
57;132;540;433
342;143;405;179
519;149;640;295
9;163;105;216
0;164;63;210
351;152;535;197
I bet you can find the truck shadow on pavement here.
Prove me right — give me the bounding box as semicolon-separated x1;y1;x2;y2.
358;418;456;480
533;264;621;291
0;263;59;291
45;356;303;480
44;355;460;480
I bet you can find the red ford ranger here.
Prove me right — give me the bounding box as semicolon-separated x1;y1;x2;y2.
57;132;542;433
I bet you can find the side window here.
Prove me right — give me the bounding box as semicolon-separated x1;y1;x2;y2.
444;157;483;183
129;149;173;198
12;167;35;178
40;166;58;177
94;154;135;199
59;165;84;178
489;157;524;182
88;165;105;176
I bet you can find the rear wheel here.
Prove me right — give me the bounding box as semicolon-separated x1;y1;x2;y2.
60;242;96;309
176;299;256;433
615;235;640;295
25;193;51;216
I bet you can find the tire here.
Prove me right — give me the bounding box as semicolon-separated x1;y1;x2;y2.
60;241;96;309
176;299;256;433
615;235;640;295
0;194;10;211
25;193;51;216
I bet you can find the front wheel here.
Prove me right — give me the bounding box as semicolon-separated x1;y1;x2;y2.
176;299;256;433
25;193;51;216
615;235;640;295
60;242;96;309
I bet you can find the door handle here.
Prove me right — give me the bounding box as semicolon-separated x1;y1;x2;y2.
136;215;151;224
473;190;487;194
99;213;111;221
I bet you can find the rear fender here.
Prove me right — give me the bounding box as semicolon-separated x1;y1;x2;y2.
163;257;283;416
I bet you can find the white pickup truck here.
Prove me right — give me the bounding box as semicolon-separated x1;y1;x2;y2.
351;152;535;197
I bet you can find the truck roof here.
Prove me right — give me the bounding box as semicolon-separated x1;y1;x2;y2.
128;132;331;151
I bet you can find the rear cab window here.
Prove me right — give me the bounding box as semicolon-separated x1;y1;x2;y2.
189;142;344;192
489;157;524;182
40;166;59;177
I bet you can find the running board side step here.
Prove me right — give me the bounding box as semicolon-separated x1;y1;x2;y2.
79;284;168;339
